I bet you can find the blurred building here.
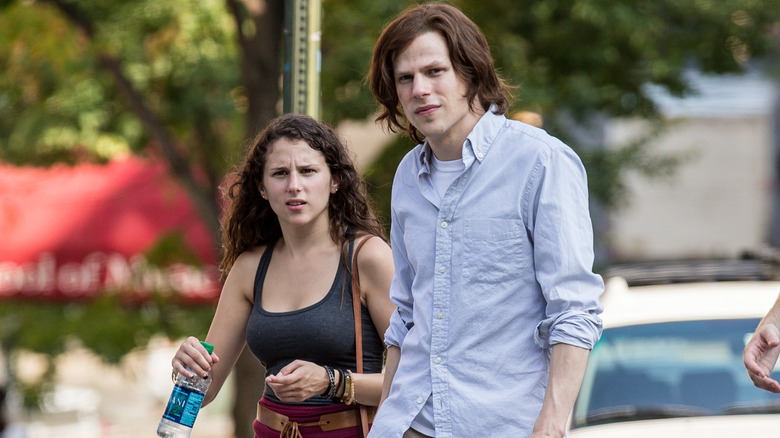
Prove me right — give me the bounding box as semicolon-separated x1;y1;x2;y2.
603;70;780;262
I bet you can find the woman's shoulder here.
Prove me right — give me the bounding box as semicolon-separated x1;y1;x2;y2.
353;234;392;269
231;245;268;276
221;245;270;300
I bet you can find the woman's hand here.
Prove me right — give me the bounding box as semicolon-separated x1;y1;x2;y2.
171;336;219;379
265;360;331;402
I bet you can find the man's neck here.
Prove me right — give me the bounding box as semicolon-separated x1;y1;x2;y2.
427;106;485;161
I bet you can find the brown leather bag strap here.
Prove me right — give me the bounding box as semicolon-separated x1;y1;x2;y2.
351;234;373;438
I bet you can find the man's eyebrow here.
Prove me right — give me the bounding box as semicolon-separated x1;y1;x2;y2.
395;60;447;77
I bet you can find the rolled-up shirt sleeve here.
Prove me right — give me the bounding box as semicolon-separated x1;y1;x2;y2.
384;203;415;349
527;146;604;350
534;310;603;349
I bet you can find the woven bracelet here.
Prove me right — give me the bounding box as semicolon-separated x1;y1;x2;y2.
322;365;337;399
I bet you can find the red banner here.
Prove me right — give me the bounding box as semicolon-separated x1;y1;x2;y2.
0;158;220;302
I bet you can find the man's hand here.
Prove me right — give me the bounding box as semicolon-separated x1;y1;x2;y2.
744;323;780;393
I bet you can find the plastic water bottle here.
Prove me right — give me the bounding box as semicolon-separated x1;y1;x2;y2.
157;341;214;437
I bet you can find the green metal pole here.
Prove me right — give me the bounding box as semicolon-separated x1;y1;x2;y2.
283;0;321;118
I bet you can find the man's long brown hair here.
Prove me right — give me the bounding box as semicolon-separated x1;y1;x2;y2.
219;114;385;282
369;3;512;143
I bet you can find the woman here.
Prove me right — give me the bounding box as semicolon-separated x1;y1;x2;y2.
171;114;395;438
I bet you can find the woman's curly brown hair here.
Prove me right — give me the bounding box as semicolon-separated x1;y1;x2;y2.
219;114;385;282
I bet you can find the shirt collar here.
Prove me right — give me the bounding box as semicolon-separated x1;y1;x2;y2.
417;105;506;173
465;105;506;165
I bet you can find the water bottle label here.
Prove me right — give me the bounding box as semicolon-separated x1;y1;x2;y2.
162;385;205;428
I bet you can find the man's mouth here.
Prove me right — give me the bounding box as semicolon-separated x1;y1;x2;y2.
416;105;438;115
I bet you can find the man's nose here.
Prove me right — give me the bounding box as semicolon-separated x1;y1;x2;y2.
412;76;431;98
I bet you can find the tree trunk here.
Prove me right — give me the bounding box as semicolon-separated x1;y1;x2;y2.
232;348;266;438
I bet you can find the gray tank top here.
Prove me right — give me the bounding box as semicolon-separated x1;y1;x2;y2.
245;238;384;405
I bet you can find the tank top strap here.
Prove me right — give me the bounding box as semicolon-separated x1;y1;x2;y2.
346;236;355;272
253;239;278;304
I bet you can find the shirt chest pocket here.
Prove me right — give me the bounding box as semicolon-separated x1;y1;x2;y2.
462;219;526;286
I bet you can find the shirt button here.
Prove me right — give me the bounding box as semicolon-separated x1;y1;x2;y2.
438;266;446;274
477;152;484;159
440;221;448;229
434;357;442;364
437;312;444;319
417;397;423;404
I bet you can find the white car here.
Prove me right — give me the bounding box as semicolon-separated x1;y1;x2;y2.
568;260;780;437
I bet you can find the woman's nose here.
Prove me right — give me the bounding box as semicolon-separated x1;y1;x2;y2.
287;172;302;192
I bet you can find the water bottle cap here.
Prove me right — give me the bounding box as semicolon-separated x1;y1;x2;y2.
201;341;214;354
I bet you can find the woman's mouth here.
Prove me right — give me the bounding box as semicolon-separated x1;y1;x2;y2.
286;199;306;210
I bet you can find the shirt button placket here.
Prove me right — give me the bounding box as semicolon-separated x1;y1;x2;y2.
432;211;452;424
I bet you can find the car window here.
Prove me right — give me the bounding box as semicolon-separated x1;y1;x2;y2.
571;318;780;428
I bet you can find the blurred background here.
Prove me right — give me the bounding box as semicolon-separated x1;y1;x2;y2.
0;0;779;437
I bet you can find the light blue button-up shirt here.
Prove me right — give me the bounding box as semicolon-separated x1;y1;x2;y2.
368;109;604;438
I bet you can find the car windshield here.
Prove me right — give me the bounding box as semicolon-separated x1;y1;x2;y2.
571;318;780;429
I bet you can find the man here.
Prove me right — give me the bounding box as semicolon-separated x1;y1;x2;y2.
744;294;780;393
366;4;604;438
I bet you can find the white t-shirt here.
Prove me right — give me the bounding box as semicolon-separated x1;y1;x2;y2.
430;153;465;201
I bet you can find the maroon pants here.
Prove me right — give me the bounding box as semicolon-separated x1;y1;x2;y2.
253;397;364;438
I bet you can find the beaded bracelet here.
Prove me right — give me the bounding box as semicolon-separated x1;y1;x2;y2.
322;365;337;399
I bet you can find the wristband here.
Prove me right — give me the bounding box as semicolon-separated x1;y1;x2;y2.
322;365;337;399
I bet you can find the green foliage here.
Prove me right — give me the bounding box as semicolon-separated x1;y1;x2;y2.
0;295;214;406
456;0;780;120
363;134;416;236
320;0;415;123
0;0;243;168
145;231;205;266
0;2;106;164
0;296;213;363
